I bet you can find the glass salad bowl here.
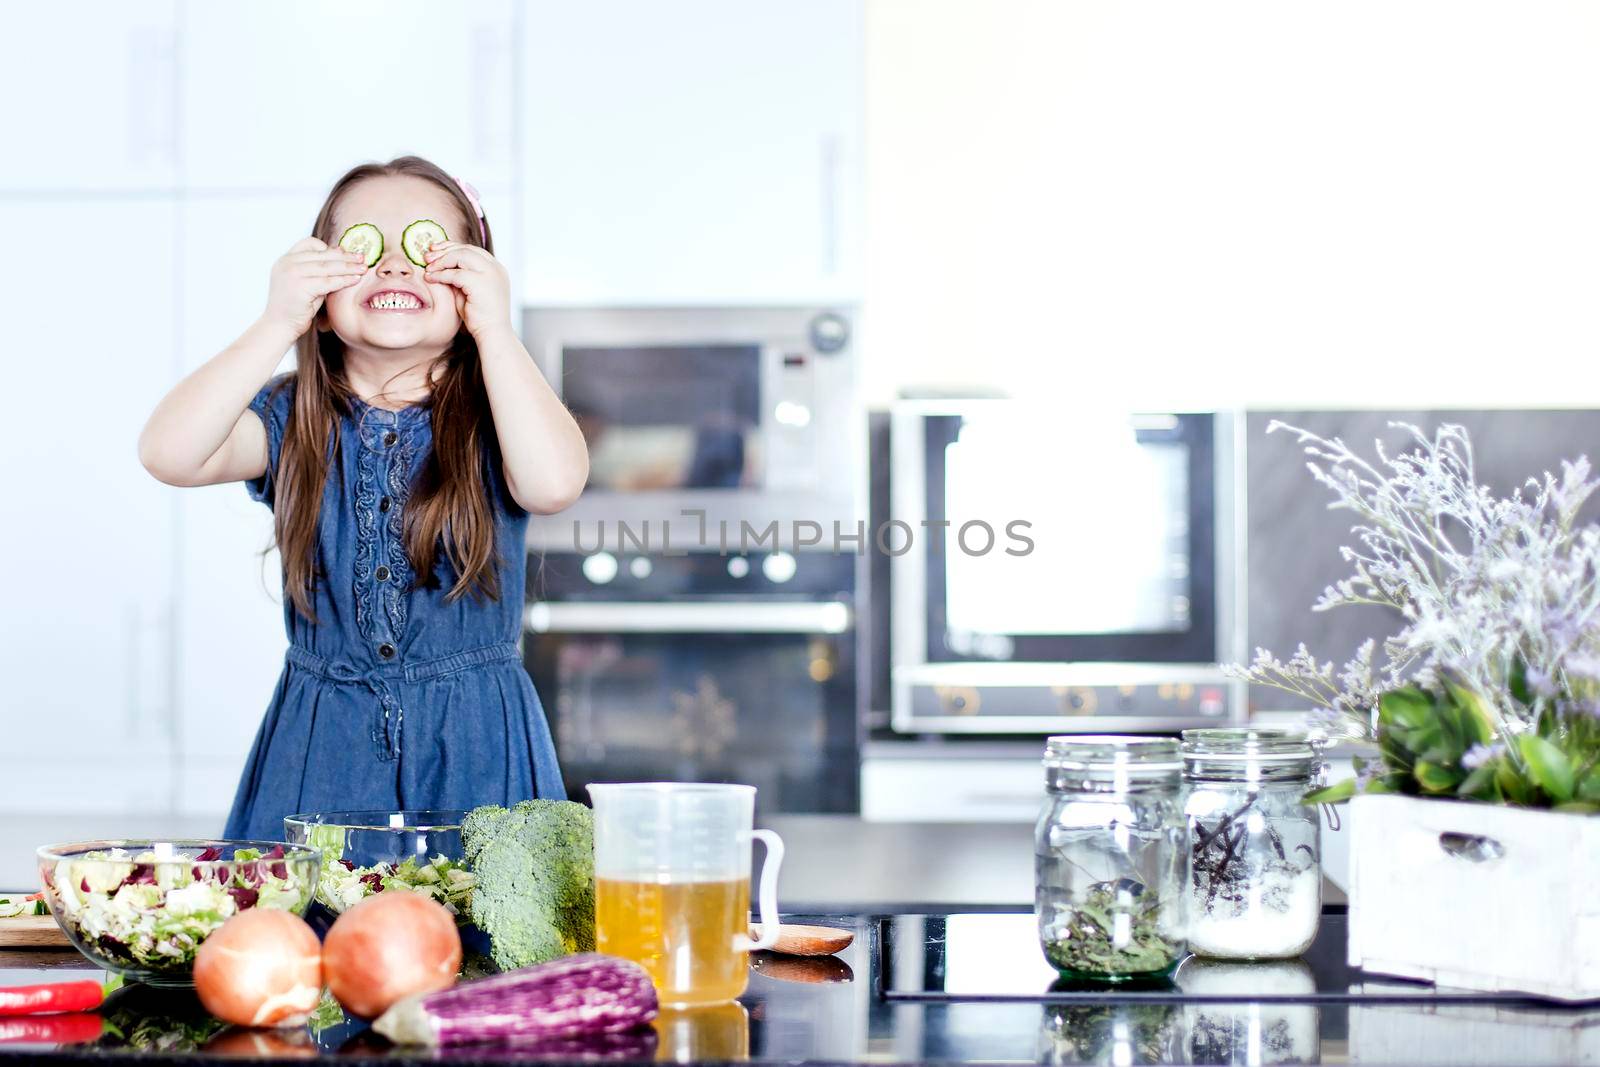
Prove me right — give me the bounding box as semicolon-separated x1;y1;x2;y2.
36;839;320;986
283;810;474;923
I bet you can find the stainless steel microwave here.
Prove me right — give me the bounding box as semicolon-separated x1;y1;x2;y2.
888;401;1243;734
522;306;860;554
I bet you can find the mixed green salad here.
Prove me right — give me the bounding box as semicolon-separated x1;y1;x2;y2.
304;821;475;918
317;853;476;918
44;847;310;974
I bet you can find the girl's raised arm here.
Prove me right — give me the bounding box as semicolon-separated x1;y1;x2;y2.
138;237;367;488
422;240;589;514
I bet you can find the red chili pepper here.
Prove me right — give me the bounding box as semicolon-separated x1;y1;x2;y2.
0;1012;104;1044
0;981;104;1017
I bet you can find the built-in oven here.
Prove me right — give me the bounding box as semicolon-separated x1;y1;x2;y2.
523;552;859;812
519;306;864;813
888;401;1242;734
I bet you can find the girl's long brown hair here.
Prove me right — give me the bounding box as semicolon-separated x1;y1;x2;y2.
273;156;502;622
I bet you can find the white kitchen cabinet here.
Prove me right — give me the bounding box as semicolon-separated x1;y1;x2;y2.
0;2;178;192
182;0;515;192
519;0;863;305
861;754;1040;823
174;194;314;817
0;201;179;813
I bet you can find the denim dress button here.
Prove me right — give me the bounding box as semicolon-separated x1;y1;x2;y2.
379;496;392;512
375;565;390;582
378;643;396;659
383;431;398;447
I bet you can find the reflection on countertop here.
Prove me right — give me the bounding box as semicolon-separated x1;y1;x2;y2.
2;909;1595;1063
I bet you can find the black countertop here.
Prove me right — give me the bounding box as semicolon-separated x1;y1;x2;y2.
2;907;1595;1064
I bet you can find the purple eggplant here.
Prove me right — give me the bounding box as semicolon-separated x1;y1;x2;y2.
371;954;657;1048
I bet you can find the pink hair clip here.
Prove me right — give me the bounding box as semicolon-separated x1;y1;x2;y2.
453;175;487;245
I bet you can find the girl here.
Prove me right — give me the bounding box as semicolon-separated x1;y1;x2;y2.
139;157;588;839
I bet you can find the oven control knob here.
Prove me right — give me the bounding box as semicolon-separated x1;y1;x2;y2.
937;686;981;716
581;552;618;584
1063;687;1099;715
808;311;850;354
629;557;652;579
727;556;750;579
762;551;797;584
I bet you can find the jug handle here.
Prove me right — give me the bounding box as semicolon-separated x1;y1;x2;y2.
733;829;785;952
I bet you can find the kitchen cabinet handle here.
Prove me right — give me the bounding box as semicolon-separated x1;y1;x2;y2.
469;24;508;165
524;601;852;635
125;605;141;734
126;24;177;169
819;134;841;277
123;596;175;737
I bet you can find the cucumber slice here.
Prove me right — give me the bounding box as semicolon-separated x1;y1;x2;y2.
402;219;449;267
338;222;383;267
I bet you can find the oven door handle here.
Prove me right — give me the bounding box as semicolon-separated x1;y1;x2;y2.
524;601;853;635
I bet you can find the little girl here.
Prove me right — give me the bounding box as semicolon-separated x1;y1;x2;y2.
140;156;588;839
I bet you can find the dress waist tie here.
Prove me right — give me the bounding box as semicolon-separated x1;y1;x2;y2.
286;642;521;761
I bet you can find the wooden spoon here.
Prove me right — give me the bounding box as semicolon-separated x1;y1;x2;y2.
750;952;854;984
749;923;854;957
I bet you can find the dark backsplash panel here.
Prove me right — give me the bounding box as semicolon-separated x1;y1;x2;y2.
1244;409;1600;713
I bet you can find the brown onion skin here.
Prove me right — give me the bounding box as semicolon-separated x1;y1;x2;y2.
323;892;462;1018
193;909;323;1028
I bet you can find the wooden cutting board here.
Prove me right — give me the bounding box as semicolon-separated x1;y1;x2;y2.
0;914;71;949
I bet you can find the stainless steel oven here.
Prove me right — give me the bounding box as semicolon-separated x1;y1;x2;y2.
519;306;864;812
522;552;859;812
522;306;858;553
889;400;1242;734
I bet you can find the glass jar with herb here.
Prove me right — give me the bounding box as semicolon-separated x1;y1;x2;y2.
1035;736;1186;980
1181;728;1321;959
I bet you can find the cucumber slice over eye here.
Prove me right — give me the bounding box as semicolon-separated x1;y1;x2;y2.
338;223;384;267
402;219;449;267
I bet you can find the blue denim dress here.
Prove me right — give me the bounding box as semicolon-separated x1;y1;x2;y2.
222;374;564;840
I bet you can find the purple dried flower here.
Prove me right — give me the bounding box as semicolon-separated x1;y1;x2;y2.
1234;422;1600;747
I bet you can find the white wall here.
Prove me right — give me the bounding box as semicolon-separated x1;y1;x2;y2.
862;1;1600;410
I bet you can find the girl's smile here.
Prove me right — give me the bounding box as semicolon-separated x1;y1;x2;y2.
363;287;429;312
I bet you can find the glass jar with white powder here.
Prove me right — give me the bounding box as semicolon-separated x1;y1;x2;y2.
1180;728;1321;959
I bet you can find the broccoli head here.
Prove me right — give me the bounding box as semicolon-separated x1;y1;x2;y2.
462;799;596;970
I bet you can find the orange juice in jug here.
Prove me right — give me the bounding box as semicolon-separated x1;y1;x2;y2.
595;876;751;1005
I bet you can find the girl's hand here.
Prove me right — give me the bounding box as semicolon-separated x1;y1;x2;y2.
423;242;512;340
263;236;368;337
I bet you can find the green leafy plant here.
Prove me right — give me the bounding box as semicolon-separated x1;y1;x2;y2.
1305;679;1600;812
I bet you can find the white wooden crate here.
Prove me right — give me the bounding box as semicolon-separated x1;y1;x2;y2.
1348;794;1600;1002
1350;1001;1600;1065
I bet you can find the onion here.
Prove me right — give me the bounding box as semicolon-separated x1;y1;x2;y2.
193;909;323;1028
323;891;461;1018
203;1027;318;1057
